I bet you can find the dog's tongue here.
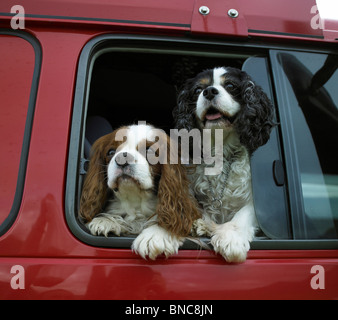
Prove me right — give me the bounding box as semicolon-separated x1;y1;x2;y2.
205;112;222;121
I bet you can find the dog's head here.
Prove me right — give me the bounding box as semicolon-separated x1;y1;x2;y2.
79;123;200;236
174;67;275;153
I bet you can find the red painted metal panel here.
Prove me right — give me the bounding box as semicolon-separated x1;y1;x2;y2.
0;0;194;30
239;0;323;38
1;253;337;299
1;0;335;41
0;36;35;225
191;0;248;37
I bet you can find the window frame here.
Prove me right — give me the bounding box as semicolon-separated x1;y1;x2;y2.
270;49;338;241
65;34;338;250
0;30;42;237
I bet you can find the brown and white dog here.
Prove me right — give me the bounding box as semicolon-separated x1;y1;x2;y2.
79;123;200;260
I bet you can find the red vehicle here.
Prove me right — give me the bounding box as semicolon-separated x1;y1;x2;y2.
0;0;337;300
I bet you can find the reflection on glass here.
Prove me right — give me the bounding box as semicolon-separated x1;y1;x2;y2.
278;52;338;238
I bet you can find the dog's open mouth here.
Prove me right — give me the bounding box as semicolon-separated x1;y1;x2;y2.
203;107;237;124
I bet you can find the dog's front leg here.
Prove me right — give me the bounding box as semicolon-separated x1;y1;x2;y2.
87;214;127;237
211;202;258;263
191;216;215;237
132;224;184;260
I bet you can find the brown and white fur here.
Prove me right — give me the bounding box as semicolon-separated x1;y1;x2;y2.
79;123;200;260
173;67;274;262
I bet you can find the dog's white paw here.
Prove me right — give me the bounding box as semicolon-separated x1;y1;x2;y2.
87;216;124;237
192;218;213;237
132;225;183;260
211;222;251;263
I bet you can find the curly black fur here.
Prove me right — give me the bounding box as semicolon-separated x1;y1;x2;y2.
172;79;199;132
233;69;275;154
173;67;276;155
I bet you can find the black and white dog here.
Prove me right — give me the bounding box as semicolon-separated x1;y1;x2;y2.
173;67;274;262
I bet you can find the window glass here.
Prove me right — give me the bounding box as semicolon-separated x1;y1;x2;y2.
277;51;338;238
0;35;35;226
243;57;291;239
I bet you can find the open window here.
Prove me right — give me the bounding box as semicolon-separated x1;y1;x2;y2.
65;35;290;249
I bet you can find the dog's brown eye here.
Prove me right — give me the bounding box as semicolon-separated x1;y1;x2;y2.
107;149;116;157
146;146;158;157
194;87;203;95
225;82;235;90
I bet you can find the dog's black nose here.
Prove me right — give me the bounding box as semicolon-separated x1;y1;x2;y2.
115;152;135;167
203;87;219;101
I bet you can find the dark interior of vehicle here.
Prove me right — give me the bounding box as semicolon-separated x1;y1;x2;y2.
86;51;244;137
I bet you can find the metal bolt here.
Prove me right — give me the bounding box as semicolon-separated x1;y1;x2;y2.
199;6;210;15
228;9;239;18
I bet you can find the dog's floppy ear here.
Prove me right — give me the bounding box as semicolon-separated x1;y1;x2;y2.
173;80;198;131
79;135;110;222
156;136;201;237
235;72;275;154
